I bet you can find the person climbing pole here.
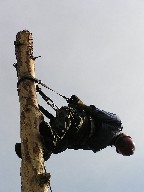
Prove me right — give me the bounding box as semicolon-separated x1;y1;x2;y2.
15;94;135;161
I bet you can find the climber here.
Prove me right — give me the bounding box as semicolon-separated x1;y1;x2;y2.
15;95;135;161
38;95;135;159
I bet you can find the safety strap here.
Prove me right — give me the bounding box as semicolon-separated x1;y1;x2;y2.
36;86;59;111
17;75;70;112
17;76;69;102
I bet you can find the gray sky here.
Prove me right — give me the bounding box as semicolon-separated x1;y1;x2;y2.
0;0;144;191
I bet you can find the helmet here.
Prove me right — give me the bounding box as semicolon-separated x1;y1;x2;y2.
115;134;135;156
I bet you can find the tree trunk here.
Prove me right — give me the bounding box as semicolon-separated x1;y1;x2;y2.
15;30;50;192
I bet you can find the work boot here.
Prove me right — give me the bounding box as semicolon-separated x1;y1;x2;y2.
15;142;52;161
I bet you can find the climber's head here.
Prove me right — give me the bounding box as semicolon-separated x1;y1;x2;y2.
115;134;135;156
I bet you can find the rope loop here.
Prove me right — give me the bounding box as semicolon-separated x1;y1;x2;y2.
17;75;69;111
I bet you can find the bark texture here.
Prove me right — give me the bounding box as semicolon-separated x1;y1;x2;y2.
15;30;50;192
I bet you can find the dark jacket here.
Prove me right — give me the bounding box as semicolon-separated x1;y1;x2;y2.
50;98;123;154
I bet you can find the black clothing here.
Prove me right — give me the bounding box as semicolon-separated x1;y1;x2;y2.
15;96;123;161
40;102;123;155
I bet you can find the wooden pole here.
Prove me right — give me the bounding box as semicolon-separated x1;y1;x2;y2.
15;30;50;192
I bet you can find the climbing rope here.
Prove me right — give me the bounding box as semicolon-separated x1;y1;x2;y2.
36;85;59;111
17;76;69;101
16;75;70;111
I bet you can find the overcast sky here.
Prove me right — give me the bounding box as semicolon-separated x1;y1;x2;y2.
0;0;144;191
